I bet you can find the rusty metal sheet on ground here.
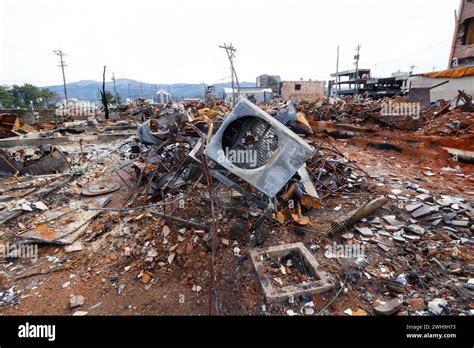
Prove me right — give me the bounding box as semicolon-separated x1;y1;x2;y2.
20;196;110;245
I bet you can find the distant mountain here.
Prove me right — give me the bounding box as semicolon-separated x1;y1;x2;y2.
45;79;256;101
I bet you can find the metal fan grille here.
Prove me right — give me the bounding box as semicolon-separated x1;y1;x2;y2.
221;116;279;170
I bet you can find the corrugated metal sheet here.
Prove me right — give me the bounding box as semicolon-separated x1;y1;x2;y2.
423;66;474;78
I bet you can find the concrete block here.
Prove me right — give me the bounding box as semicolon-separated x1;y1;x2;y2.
250;242;334;304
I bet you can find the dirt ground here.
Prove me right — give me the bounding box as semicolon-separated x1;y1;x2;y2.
0;125;472;316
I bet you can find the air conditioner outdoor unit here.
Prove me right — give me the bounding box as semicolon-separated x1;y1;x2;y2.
204;98;314;198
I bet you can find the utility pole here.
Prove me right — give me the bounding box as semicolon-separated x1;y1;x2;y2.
230;63;235;105
219;43;240;106
101;65;109;120
409;65;417;75
112;72;118;105
139;81;143;99
154;84;157;103
335;45;340;96
353;44;361;96
53;49;69;109
128;83;131;101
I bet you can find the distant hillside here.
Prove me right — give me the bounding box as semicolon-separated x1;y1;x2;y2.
45;79;255;101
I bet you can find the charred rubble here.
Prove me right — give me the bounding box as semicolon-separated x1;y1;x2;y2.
0;95;472;316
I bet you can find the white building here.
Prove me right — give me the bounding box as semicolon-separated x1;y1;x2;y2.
156;90;172;104
409;67;474;104
223;87;273;105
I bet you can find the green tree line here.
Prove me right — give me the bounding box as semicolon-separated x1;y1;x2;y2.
0;84;58;109
101;90;121;105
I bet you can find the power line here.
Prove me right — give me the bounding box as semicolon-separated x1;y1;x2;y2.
53;49;69;108
112;72;118;105
335;45;340;95
219;43;240;106
370;38;451;66
354;44;361;95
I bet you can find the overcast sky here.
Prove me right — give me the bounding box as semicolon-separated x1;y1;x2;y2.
0;0;459;86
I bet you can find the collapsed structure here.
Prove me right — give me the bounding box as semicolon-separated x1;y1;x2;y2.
0;89;472;316
1;4;473;313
